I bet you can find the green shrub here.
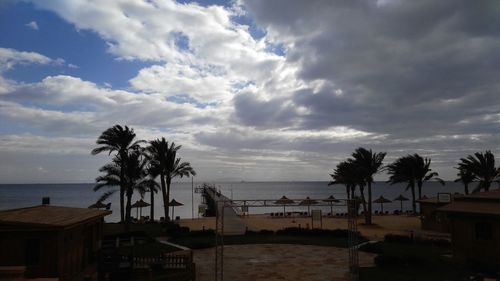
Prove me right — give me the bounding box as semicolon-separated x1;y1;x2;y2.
359;242;383;254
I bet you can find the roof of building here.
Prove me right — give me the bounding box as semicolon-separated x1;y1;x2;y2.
0;205;111;227
438;201;500;216
438;189;500;216
457;189;500;200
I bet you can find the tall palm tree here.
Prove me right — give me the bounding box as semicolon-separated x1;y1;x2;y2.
94;150;152;223
454;167;475;195
145;164;161;221
387;154;444;214
387;155;418;213
147;138;196;220
411;154;445;200
458;151;500;192
121;150;151;222
329;160;367;218
329;161;358;199
91;125;144;222
351;148;386;225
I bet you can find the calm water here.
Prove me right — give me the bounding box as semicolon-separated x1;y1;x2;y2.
0;181;469;222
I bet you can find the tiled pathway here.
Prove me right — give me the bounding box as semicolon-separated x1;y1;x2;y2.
193;244;375;281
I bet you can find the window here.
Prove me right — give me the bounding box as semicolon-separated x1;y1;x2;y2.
475;222;493;240
24;239;40;265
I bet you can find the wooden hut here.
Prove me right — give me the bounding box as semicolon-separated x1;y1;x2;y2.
0;204;110;281
439;190;500;267
418;194;452;232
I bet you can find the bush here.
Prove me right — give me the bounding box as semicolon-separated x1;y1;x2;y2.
276;227;362;239
188;229;215;237
384;234;413;243
359;242;383;254
374;255;426;268
259;229;274;235
384;234;451;248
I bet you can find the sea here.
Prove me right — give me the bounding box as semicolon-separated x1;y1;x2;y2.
0;181;469;222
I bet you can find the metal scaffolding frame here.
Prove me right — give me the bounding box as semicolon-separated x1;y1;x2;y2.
214;198;359;281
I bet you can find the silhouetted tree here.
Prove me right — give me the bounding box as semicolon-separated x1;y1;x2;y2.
458;151;500;192
94;151;152;223
351;148;386;225
387;154;443;214
411;154;445;200
91;125;144;222
454;166;475;195
329;160;368;219
147;138;196;220
329;161;358;199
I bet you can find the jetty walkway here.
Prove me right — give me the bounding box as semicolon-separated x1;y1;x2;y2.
204;187;248;235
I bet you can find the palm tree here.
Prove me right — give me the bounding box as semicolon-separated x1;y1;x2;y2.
329;161;358;199
387;154;444;214
411;154;445;200
454;167;475;195
147;138;196;220
329;160;367;218
94;150;152;223
351;147;386;225
387;155;418;213
121;150;151;222
458;151;500;192
145;164;161;221
91;125;144;222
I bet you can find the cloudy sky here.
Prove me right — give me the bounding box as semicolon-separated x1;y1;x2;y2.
0;0;499;183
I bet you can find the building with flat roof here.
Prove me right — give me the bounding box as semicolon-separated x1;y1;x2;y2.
0;204;111;281
439;190;500;267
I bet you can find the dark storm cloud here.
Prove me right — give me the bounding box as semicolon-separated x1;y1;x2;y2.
242;0;500;138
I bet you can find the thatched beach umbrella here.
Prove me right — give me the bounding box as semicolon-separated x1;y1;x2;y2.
274;196;295;216
299;196;318;215
88;200;107;209
132;199;150;218
166;199;184;220
393;194;409;212
373;196;392;213
323;195;340;215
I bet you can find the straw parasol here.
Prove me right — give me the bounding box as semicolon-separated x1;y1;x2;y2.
299;196;318;215
274;196;295;216
373;196;392;213
166;199;184;220
323;195;340;215
132;199;150;218
88;200;107;209
393;194;409;212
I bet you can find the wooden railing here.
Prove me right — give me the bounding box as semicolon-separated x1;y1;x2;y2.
132;250;193;269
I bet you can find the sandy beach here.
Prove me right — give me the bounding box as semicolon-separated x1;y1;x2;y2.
180;214;448;240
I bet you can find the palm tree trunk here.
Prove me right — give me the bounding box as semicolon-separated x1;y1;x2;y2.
166;177;171;220
464;183;469;195
359;185;368;223
345;185;350;199
417;180;423;200
484;181;491;191
160;173;168;221
119;188;125;222
125;188;133;231
367;181;373;225
150;189;154;221
410;182;417;214
119;153;126;222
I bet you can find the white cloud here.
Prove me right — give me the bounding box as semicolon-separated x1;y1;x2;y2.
0;47;53;72
25;21;39;30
